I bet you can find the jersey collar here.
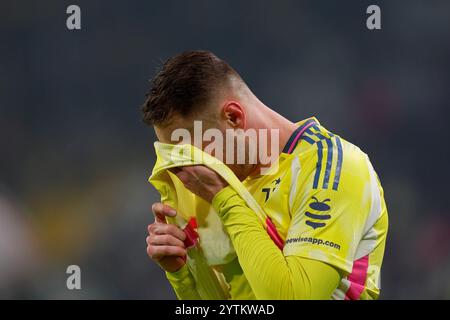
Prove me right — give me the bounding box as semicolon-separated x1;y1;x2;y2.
282;117;320;154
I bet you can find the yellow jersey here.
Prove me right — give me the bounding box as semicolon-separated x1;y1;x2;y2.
242;117;388;299
150;117;388;300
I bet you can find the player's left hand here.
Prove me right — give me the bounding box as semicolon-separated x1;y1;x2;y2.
171;166;228;203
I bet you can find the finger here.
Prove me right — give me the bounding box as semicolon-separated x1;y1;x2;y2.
169;167;182;175
181;165;205;175
147;245;187;259
175;170;191;185
153;223;186;241
148;224;157;235
151;202;176;223
149;234;185;247
148;222;186;242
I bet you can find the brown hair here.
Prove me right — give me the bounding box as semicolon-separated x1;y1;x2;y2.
141;50;241;126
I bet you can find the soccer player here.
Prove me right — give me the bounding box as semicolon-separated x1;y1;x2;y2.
142;51;388;300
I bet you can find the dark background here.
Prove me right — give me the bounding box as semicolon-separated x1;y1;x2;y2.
1;0;449;299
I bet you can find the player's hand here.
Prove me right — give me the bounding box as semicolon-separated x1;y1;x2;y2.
171;166;228;203
146;203;187;273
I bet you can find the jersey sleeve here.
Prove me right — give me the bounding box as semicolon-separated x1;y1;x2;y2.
283;140;372;275
165;264;202;299
212;186;341;299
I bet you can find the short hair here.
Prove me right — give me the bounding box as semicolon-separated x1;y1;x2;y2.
141;50;241;126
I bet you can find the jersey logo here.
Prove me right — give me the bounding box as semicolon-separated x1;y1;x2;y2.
302;125;343;191
305;196;331;229
262;177;281;202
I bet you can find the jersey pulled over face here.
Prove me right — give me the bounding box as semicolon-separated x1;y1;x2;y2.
243;117;388;300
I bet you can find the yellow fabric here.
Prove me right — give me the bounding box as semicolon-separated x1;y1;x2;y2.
165;263;200;300
238;118;388;299
148;117;388;300
212;186;341;299
149;142;267;299
149;141;339;300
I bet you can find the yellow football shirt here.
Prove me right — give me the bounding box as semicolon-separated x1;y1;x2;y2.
241;117;388;299
150;117;388;300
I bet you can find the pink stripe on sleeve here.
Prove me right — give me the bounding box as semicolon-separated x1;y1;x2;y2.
345;255;369;300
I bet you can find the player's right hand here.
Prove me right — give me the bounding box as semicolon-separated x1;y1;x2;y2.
146;203;187;273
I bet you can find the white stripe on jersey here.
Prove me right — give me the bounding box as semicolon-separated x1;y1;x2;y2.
354;156;383;260
289;156;301;211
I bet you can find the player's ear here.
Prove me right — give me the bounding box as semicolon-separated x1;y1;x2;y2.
222;101;246;129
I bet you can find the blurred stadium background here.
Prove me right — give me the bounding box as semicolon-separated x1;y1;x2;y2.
1;0;449;299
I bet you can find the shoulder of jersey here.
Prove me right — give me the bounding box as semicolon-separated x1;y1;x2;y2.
290;123;347;191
